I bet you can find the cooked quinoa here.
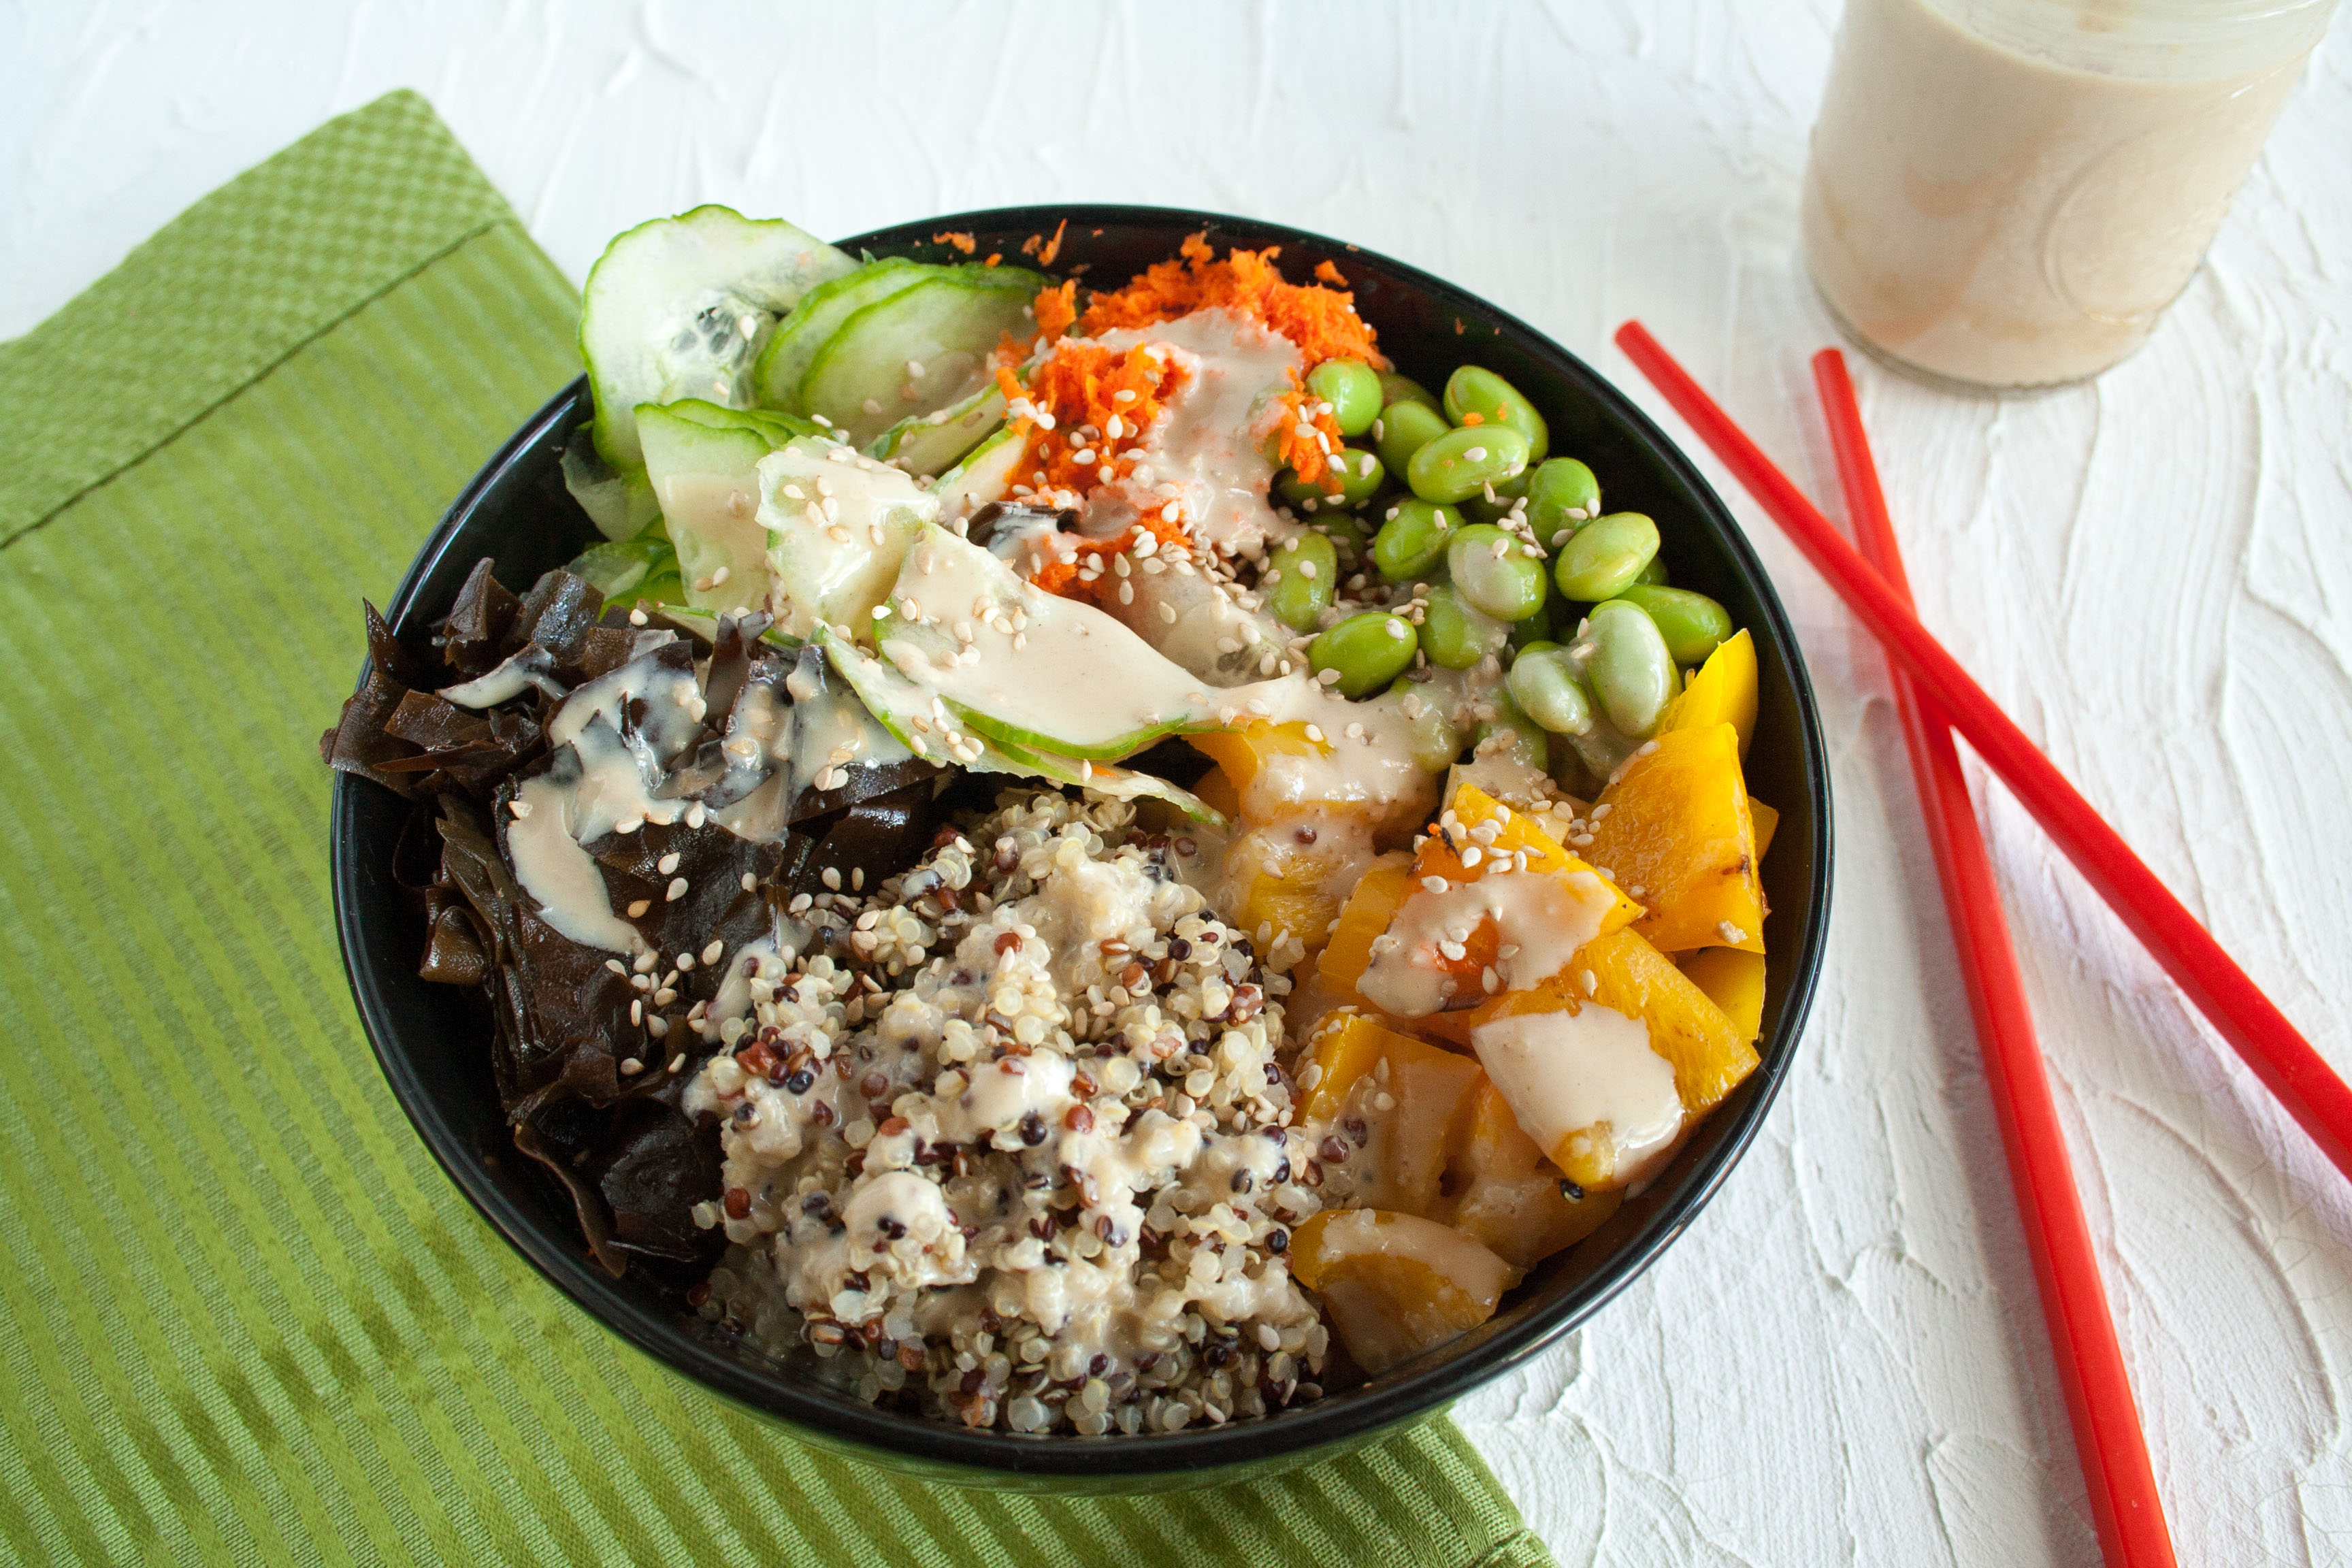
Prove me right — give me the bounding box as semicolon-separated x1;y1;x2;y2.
683;791;1332;1435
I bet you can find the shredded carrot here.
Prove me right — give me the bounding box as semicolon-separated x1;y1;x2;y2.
1077;232;1386;370
1036;218;1068;268
1269;379;1350;493
1314;259;1348;286
983;252;1002;267
987;345;1196;597
1032;279;1079;343
932;231;977;255
1459;410;1483;425
1020;233;1043;257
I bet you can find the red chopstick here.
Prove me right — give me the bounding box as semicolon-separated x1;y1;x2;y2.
1613;319;2352;1186
1814;349;2177;1568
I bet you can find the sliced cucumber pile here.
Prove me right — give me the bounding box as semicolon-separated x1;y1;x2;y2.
800;266;1046;446
581;206;856;475
639;399;818;615
755;437;936;640
751;257;931;412
874;525;1215;760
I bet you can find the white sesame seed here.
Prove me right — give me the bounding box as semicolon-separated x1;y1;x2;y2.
666;877;689;902
626;899;651;918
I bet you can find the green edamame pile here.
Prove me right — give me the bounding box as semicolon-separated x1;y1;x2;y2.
1260;355;1745;787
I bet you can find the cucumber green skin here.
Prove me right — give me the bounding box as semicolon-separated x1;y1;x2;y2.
928;425;1028;517
800;267;1048;447
580;205;856;473
751;258;933;412
814;629;1224;827
868;386;1007;478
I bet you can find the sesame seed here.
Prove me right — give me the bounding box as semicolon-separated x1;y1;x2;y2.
626;899;651;918
666;877;689;902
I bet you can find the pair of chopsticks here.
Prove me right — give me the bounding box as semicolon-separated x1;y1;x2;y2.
1611;323;2352;1568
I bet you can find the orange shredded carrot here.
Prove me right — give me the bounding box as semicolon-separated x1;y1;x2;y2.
1020;233;1043;257
932;231;977;255
987;344;1195;595
1077;231;1386;371
1459;410;1483;425
983;252;1002;267
1315;259;1348;286
1269;378;1349;493
1036;218;1068;268
1032;280;1079;343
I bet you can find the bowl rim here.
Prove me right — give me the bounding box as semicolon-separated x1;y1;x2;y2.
332;201;1832;1480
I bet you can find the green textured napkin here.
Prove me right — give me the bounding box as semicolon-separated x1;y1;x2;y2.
0;92;1556;1567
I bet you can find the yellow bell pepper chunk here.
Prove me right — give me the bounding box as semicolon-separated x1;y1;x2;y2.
1584;722;1767;956
1299;1013;1482;1215
1663;627;1757;757
1438;1079;1624;1269
1679;946;1767;1044
1290;1209;1518;1375
1472;927;1758;1120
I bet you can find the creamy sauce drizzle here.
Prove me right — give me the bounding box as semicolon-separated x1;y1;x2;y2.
1083;309;1301;560
1471;1006;1683;1187
1358;870;1616;1017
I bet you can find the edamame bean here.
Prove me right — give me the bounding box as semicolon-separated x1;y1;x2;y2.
1616;584;1730;666
1446;523;1550;623
1379;679;1466;772
1407;425;1531;505
1526;459;1602;544
1265;531;1339;633
1371;498;1461;581
1309;610;1419;697
1475;687;1551;766
1375;399;1450;478
1443;365;1549;463
1505;648;1597;736
1307;359;1383;436
1418;583;1511;670
1464;468;1531;524
1581;600;1676;738
1377;372;1440;411
1508;598;1557;652
1636;555;1669;586
1553;511;1660;602
1276;447;1386;511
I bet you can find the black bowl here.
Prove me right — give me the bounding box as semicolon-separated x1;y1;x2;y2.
332;204;1831;1492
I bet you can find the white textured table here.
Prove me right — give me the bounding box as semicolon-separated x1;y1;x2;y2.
12;3;2347;1561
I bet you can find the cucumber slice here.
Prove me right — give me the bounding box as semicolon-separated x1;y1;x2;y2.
755;437;938;640
751;258;934;412
868;384;1005;480
639;399;817;614
874;525;1215;760
816;627;1224;828
561;421;662;541
581;206;856;472
928;423;1028;521
800;267;1047;446
566;529;676;599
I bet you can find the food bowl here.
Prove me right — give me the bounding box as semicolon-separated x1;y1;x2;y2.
331;204;1831;1492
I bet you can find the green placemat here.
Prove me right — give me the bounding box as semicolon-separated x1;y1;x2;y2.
0;92;1556;1568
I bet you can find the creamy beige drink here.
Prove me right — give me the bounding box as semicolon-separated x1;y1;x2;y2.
1802;0;2333;389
